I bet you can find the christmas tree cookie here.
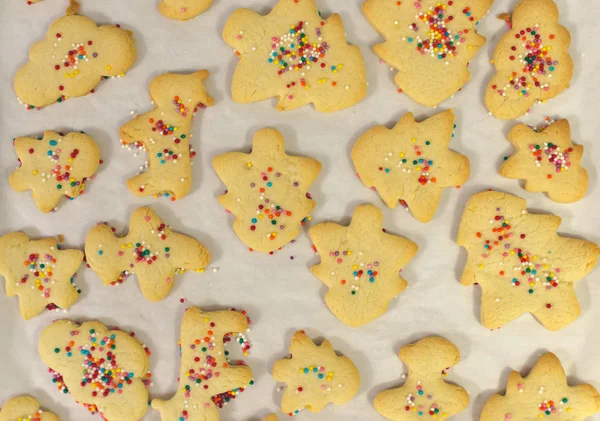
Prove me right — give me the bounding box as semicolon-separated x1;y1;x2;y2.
0;396;59;421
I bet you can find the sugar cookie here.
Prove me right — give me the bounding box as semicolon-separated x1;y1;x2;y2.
223;0;367;112
273;331;360;415
84;207;210;302
352;110;470;222
457;191;599;330
0;396;59;421
374;337;469;420
213;128;321;253
309;204;418;327
158;0;212;20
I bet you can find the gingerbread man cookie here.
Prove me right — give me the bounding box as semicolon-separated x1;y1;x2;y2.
158;0;212;20
0;396;59;421
15;2;136;110
485;0;574;119
363;0;494;107
38;320;152;421
0;233;82;320
152;307;254;421
9;131;101;213
481;353;600;421
309;204;418;327
213;128;321;253
500;119;588;203
374;337;470;420
273;331;360;416
352;110;470;222
457;191;599;330
84;207;210;302
120;71;214;201
223;0;367;112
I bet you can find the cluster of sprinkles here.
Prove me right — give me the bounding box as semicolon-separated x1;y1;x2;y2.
538;397;571;416
286;364;344;416
476;207;561;302
377;137;436;185
327;249;379;296
405;381;446;417
10;410;44;421
491;25;559;99
528;142;572;178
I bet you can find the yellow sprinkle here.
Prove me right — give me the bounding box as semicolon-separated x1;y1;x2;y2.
128;243;133;248
399;152;405;158
68;158;73;163
204;318;209;322
478;264;484;269
411;138;416;143
106;65;112;71
33;170;38;175
346;250;351;255
490;60;495;64
195;268;205;273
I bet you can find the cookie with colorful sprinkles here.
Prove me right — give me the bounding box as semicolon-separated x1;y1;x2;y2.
158;0;212;20
152;307;254;421
309;204;418;327
0;396;59;421
500;119;588;203
481;352;600;421
0;233;82;320
457;190;600;331
222;0;367;112
352;110;470;222
273;331;360;416
213;128;321;253
485;0;574;119
374;337;470;420
84;207;210;302
9;131;101;213
363;0;494;107
14;0;136;110
38;319;152;421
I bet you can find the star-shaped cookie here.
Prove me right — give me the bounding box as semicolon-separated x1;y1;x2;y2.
0;396;59;421
273;331;360;416
120;71;214;201
152;307;254;421
363;0;494;107
457;191;599;330
309;204;418;327
9;131;101;213
0;232;82;320
374;337;470;420
84;206;210;302
481;353;600;421
500;119;588;203
158;0;212;20
213;128;321;253
223;0;367;112
352;110;470;222
485;0;574;119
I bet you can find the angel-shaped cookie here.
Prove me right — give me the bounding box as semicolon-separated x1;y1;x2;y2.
0;396;59;421
152;307;254;421
309;204;418;327
213;128;321;253
352;110;470;222
481;353;600;421
158;0;212;20
500;119;588;203
457;191;599;330
9;131;101;212
363;0;494;107
485;0;574;119
84;207;210;302
38;320;151;421
222;0;367;112
0;233;82;320
375;337;470;420
273;331;360;416
120;71;214;201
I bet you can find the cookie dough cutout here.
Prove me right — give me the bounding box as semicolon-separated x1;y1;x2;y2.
457;190;599;331
120;71;214;201
152;307;254;421
14;3;136;110
262;416;278;421
213;128;321;253
39;320;151;421
9;131;101;213
485;0;574;119
363;0;494;107
84;207;210;302
500;119;588;203
481;353;600;421
309;204;418;327
352;110;470;223
0;233;82;320
273;331;360;416
223;0;367;112
0;396;59;421
158;0;212;20
374;337;469;420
